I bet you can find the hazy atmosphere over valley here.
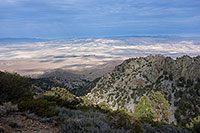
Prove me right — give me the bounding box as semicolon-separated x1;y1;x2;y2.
0;37;200;76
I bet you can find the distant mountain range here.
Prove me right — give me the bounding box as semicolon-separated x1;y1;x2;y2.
1;35;199;44
0;38;49;44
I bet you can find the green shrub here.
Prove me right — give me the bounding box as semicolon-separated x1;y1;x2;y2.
108;109;143;133
38;87;82;109
186;79;193;88
96;102;112;113
176;77;185;87
17;98;57;117
186;116;200;133
169;73;173;81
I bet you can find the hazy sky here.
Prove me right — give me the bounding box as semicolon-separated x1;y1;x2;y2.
0;0;200;39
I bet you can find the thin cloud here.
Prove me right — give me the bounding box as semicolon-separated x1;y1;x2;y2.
0;0;200;38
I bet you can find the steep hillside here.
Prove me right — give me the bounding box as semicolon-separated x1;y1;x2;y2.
87;55;200;125
31;69;90;95
31;61;121;96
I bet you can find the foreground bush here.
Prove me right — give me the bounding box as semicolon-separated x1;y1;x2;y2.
108;109;143;133
0;71;32;104
37;87;82;109
17;98;57;117
0;102;18;116
54;107;142;133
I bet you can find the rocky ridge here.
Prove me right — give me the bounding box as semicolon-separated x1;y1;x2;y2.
87;55;200;125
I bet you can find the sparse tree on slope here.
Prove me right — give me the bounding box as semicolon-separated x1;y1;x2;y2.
134;96;155;122
150;91;171;122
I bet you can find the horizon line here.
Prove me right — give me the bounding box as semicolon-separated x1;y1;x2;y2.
1;34;200;40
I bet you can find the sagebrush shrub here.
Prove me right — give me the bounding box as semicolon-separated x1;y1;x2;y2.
0;102;18;116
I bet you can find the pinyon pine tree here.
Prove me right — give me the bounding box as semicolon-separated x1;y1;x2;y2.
134;96;155;122
150;91;171;122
